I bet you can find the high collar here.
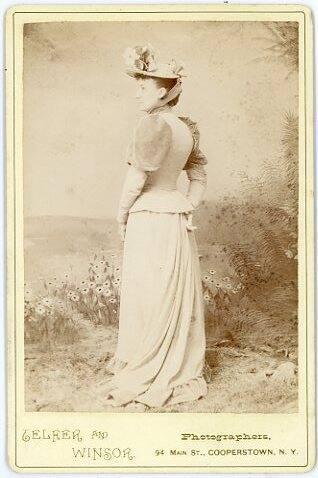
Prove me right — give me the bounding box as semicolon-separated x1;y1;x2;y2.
148;104;173;115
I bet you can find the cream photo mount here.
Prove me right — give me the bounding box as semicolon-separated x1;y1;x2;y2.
5;3;315;474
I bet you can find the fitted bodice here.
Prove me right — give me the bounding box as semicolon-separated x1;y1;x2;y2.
118;106;208;219
143;112;194;190
129;112;196;213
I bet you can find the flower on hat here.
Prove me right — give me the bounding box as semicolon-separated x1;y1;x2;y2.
168;59;186;77
123;43;157;72
123;44;186;79
147;58;157;72
123;47;139;67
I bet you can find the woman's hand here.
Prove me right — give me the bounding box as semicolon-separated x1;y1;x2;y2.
185;212;197;231
118;223;127;242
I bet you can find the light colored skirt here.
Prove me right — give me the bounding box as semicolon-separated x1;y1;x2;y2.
105;210;207;407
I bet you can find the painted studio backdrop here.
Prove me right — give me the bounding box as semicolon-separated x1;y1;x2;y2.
23;21;299;412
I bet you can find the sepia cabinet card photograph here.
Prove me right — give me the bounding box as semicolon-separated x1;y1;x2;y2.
5;2;315;474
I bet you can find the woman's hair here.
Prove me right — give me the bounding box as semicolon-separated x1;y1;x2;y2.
153;77;181;106
136;74;181;106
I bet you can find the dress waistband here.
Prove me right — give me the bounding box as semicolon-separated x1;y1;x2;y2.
142;185;177;192
129;187;195;215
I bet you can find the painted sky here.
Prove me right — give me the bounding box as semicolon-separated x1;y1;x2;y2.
23;20;298;218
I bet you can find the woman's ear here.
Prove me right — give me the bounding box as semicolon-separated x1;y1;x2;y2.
158;87;167;99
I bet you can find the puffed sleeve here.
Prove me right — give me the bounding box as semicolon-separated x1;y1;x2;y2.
126;113;172;171
117;114;172;224
179;116;208;209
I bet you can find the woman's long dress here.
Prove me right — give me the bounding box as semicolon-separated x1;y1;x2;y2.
105;108;208;408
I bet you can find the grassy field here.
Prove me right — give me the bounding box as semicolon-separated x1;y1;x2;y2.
25;322;297;413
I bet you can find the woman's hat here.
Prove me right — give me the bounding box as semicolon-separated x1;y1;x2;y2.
123;44;186;80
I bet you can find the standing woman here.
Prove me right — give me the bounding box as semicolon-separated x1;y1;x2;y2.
105;44;208;409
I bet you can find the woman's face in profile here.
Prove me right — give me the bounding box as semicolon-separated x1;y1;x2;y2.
135;77;166;112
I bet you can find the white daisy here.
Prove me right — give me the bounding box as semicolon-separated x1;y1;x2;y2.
35;305;46;316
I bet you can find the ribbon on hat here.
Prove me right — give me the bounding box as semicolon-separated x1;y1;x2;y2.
147;78;183;114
